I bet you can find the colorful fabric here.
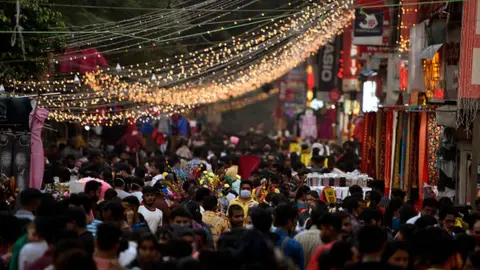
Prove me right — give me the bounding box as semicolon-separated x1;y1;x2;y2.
427;113;442;185
392;112;403;189
418;112;428;200
29;108;49;189
360;112;376;177
383;110;394;194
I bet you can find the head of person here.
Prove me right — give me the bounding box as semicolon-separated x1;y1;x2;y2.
343;196;365;217
137;233;160;265
54;249;96;270
84;180;102;202
114;163;131;178
356;225;387;258
418;227;461;269
89;150;104;166
317;212;343;243
422;197;438;217
384;198;403;228
102;201;125;222
239;180;254;200
65;155;76;169
349;185;363;198
399;204;417;224
142;186;157;207
369;180;385;195
122;196;140;216
359;208;383;226
95;222;123;256
305;190;320;208
171;207;193;228
203;196;218;212
195;187;211;204
104;189;118;201
274;203;297;233
381;241;410;270
439;206;458;232
295;186;310;202
31;216;58;244
250;207;273;233
395;224;416;242
472;219;480;236
414;215;439;229
464;251;480;270
228;204;245;228
320;241;358;269
391;188;407;201
311;155;326;168
334;211;353;239
66;206;87;231
19;188;43;212
113;178;126;190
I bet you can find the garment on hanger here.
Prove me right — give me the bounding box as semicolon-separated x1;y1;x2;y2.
0;133;13;178
13;133;31;191
29;108;49;189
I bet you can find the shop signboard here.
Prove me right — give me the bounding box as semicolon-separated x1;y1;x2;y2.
318;34;343;94
353;8;384;45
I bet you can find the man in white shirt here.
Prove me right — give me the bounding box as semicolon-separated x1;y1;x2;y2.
138;186;163;234
406;197;438;224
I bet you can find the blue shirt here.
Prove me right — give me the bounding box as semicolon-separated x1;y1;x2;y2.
275;229;305;270
87;219;103;237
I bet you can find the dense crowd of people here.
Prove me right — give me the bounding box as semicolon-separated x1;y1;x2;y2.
0;134;479;270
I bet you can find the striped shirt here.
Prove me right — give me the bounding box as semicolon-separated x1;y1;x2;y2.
87;219;103;237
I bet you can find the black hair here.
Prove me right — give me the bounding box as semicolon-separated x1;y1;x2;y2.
273;203;297;227
69;192;93;213
114;163;131;175
171;207;193;220
250;207;273;233
137;232;160;250
306;190;319;199
311;155;326;166
381;241;409;264
399;204;417;224
439;206;458;221
369;190;382;207
320;241;355;270
384;198;403;229
414;215;438;229
343;196;360;213
203;196;218;211
66;206;87;228
228;204;244;217
142;186;156;196
240;180;253;189
454;233;476;262
349;185;363;196
122;196;140;208
359;208;383;225
96;222;122;251
113;178;125;188
271;193;288;207
184;201;202;223
295;186;311;201
468;251;480;269
19;188;43;207
84;180;102;194
182;180;197;192
166;238;193;259
422;197;438;209
195;187;211;202
397;223;416;242
318;213;343;232
104;189;118;201
102;201;125;220
0;213;27;245
36;194;58;217
192;146;205;158
420;227;456;266
356;225;387;254
34;216;60;244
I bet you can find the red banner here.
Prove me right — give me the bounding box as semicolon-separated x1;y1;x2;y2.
459;0;480;99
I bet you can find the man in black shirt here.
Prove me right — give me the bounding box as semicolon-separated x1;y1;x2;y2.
66;206;94;255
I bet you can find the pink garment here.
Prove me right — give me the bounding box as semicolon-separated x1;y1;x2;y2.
79;178;112;199
301;114;318;140
29;108;49;189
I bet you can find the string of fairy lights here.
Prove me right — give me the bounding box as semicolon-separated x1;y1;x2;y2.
7;0;354;125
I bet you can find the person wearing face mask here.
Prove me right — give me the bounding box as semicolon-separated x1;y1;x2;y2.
228;180;258;220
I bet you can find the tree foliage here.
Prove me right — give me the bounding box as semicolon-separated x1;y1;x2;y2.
0;0;66;83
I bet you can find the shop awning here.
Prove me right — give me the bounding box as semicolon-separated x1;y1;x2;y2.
420;44;444;59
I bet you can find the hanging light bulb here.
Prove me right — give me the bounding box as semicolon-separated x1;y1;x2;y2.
74;75;80;84
0;85;4;92
116;63;122;72
151;74;157;81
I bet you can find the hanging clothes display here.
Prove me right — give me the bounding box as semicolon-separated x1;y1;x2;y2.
383;111;394;193
427;112;442;186
392;112;403;189
13;133;31;191
29;108;49;189
360;112;376;177
300;109;318;140
418;112;428;201
0;133;13;178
